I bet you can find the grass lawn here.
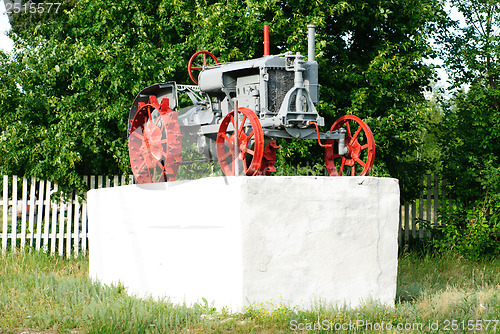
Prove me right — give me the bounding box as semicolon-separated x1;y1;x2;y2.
0;250;499;333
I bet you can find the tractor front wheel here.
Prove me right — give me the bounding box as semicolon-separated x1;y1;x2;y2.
216;107;264;176
325;115;375;176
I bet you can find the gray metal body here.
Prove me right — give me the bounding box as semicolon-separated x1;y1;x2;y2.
128;26;347;162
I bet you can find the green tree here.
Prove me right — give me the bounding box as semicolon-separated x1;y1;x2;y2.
427;0;500;257
0;0;447;198
436;0;499;201
440;0;500;91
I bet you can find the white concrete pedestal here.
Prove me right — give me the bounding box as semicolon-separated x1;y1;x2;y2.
88;176;400;310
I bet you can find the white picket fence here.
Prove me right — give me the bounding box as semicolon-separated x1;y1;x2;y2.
1;173;448;257
0;175;134;258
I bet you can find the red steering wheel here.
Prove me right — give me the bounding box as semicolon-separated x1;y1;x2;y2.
188;50;219;85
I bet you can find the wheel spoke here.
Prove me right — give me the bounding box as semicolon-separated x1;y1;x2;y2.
345;121;352;137
351;165;355;176
136;160;147;173
143;136;151;150
242;158;248;173
154;164;159;182
246;148;255;156
146;164;152;180
247;130;254;140
339;158;346;176
202;53;207;66
159;163;167;182
221;150;232;160
156;165;165;182
351;126;362;143
160;171;166;183
147;106;152;120
221;133;231;143
361;144;369;150
154;116;162;127
130;131;144;140
239;115;247;133
156;160;165;170
355;157;366;167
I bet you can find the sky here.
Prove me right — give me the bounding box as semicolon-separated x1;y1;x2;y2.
0;1;13;52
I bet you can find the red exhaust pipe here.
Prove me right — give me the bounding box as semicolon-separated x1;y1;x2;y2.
264;25;270;56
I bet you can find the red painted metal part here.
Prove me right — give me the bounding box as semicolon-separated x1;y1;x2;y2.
216;107;264;176
325;115;375;176
264;25;270;56
257;140;279;175
310;121;333;148
128;96;183;183
188;50;219;85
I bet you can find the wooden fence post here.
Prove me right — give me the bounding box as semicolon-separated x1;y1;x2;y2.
2;175;8;252
65;192;73;259
28;178;36;248
35;180;45;250
11;175;17;251
82;176;88;254
58;199;65;257
74;194;81;257
42;181;51;250
20;178;28;250
50;183;59;255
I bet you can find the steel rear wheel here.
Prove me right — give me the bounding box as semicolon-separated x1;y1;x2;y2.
325;115;375;176
216;107;264;176
128;96;183;183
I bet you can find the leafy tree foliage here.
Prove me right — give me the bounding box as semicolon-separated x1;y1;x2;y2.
271;0;449;201
439;0;500;91
436;0;499;201
0;0;447;197
427;0;500;257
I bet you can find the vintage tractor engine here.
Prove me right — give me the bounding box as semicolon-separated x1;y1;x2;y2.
127;25;376;183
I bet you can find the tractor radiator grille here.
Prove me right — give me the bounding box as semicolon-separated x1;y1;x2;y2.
267;69;294;114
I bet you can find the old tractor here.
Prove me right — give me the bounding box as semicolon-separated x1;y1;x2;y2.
127;25;375;183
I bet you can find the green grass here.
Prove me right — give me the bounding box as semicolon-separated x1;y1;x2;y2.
0;251;499;333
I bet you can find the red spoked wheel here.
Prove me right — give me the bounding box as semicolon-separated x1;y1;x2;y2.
128;96;183;183
216;107;264;176
325;115;375;176
188;50;219;85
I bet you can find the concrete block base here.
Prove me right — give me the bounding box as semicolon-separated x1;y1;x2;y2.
88;176;400;310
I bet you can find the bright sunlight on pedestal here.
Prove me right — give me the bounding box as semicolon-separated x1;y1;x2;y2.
88;176;400;311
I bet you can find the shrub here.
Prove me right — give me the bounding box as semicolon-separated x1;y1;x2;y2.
425;163;500;258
